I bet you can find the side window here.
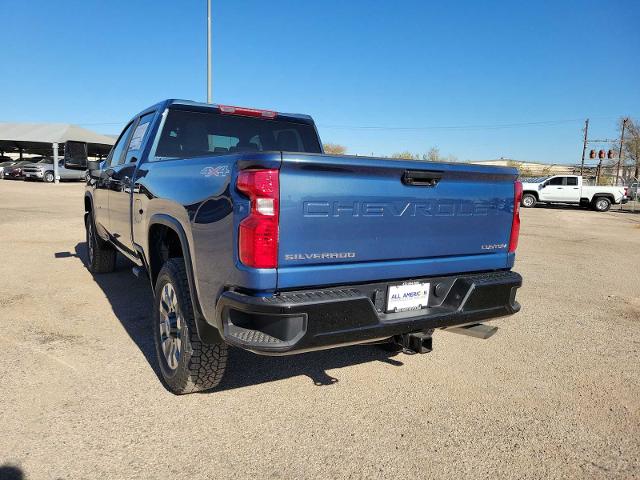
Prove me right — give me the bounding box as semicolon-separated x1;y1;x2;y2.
274;128;303;151
208;134;239;153
566;177;578;186
107;122;135;167
249;134;263;150
124;113;155;164
548;177;564;186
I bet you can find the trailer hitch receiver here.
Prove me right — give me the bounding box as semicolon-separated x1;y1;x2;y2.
398;330;433;354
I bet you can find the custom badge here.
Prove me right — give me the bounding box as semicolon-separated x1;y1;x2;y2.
200;165;230;177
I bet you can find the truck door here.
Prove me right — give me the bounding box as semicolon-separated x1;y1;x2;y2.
108;113;155;255
57;159;72;180
94;121;135;238
539;176;565;201
561;176;581;202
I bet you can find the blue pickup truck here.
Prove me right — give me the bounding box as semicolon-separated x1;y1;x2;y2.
70;99;523;394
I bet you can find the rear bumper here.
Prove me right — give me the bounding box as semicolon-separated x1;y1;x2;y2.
214;270;522;355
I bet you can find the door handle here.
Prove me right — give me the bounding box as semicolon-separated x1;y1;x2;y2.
402;170;442;187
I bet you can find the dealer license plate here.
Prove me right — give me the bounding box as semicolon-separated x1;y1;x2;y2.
386;282;430;313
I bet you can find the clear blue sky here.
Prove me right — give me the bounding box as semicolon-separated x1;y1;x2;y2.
1;0;638;163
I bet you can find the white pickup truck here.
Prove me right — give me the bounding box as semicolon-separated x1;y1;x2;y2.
521;175;627;212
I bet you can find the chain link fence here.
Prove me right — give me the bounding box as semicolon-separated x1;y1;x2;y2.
614;176;639;213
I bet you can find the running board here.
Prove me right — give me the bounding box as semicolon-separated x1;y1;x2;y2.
444;323;498;339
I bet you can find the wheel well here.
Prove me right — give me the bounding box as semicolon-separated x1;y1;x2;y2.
592;194;614;203
84;196;91;213
148;224;184;286
523;190;538;200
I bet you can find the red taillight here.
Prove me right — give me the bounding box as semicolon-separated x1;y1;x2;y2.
237;169;279;268
509;180;523;253
218;104;277;119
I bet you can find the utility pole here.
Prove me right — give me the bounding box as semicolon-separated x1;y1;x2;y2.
207;0;212;103
615;118;627;185
580;118;589;176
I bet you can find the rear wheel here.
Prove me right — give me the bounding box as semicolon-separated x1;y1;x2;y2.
592;197;611;212
85;212;116;273
153;258;228;394
521;193;537;208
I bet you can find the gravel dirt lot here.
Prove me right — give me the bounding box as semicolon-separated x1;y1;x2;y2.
1;180;639;480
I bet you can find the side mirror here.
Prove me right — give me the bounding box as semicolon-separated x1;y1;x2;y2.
63;157;88;170
63;141;89;170
87;160;101;171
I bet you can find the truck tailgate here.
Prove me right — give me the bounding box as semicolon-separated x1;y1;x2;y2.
277;154;517;289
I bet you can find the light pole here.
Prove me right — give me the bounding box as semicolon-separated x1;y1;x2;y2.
207;0;212;103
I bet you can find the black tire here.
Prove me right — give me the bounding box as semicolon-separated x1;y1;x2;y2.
85;213;116;273
592;197;611;212
44;171;55;183
521;193;537;208
153;258;228;394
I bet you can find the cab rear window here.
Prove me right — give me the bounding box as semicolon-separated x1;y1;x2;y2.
153;109;321;159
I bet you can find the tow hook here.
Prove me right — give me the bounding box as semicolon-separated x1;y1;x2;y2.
398;330;433;354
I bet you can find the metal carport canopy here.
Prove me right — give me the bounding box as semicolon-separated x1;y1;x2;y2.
0;122;115;157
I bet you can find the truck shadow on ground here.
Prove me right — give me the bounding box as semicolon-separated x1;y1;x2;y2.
530;203;640;215
55;243;404;392
0;465;24;480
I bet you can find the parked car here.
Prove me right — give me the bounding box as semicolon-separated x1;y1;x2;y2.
521;175;627;211
1;160;33;180
626;182;639;201
22;157;88;182
69;99;523;394
0;160;17;178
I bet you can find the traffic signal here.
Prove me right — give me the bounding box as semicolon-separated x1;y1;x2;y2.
598;149;605;159
589;149;596;159
607;149;616;159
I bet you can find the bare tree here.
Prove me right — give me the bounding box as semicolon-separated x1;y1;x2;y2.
425;147;440;162
621;118;640;180
323;143;347;155
390;147;457;162
391;151;417;160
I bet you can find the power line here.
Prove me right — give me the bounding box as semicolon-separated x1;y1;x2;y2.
317;117;609;132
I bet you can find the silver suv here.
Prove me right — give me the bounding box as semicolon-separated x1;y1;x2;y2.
22;158;88;182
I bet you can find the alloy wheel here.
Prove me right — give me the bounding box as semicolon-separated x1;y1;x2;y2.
86;219;95;264
158;283;183;371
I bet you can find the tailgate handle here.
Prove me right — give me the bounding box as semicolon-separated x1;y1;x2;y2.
402;170;442;187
